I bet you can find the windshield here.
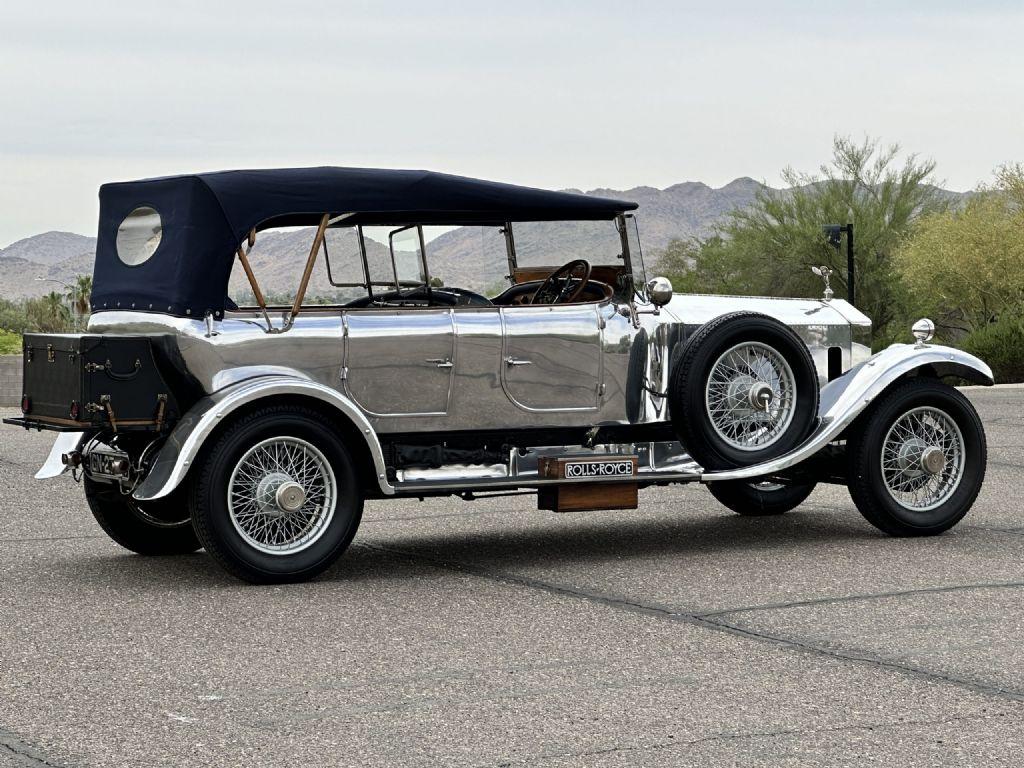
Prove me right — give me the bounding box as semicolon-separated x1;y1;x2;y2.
225;218;632;309
511;219;623;268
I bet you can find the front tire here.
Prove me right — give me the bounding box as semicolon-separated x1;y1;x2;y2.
85;478;201;555
190;405;363;583
709;480;817;516
846;378;986;536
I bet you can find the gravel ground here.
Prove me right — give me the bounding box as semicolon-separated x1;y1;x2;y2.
1;387;1022;767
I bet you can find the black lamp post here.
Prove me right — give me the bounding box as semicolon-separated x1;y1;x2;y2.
822;223;855;307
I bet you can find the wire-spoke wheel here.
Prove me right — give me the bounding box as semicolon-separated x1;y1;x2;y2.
705;342;797;451
669;312;819;470
880;407;965;512
227;437;337;555
191;405;363;583
847;378;986;537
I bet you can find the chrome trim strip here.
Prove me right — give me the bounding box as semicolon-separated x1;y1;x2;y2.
395;470;702;494
701;344;994;482
133;375;394;501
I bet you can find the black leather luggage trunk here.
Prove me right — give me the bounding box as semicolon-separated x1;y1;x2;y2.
15;334;181;432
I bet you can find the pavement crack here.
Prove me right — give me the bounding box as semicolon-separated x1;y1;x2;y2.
696;614;1024;702
974;526;1024;537
0;728;66;767
356;542;684;622
360;543;1024;705
486;710;1014;766
695;580;1024;618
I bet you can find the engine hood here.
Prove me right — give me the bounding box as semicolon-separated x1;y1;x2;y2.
662;293;870;332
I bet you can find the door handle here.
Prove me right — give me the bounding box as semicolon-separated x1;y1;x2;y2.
504;357;532;367
426;358;454;369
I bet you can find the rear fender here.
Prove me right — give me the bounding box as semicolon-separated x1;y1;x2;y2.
701;344;993;482
132;375;394;501
35;432;88;479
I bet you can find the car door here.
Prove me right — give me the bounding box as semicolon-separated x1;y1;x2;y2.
343;309;455;416
500;303;603;412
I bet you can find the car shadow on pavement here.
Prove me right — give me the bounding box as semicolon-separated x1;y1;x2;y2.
350;507;890;569
56;507;957;590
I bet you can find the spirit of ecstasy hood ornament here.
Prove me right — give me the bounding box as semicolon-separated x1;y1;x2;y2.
811;265;834;302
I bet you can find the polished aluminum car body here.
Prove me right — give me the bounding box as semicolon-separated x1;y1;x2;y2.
34;283;991;504
23;168;994;511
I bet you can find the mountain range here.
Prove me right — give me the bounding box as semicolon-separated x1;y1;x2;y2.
0;177;960;301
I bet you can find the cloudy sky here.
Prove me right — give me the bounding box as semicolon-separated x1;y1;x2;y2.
1;0;1021;246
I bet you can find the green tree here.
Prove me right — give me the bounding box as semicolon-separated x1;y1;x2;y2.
657;136;948;343
659;235;756;296
896;165;1024;335
25;292;72;333
0;298;32;335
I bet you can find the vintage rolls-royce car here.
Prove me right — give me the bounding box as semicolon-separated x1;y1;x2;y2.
7;168;993;583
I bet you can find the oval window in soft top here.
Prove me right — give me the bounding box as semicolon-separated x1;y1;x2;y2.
115;206;163;266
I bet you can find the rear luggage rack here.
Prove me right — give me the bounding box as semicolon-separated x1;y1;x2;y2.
2;416;90;433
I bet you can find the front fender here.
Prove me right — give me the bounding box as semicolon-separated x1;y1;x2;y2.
702;343;993;482
133;376;394;501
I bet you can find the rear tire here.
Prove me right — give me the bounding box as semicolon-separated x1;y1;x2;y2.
85;478;200;555
846;378;986;536
709;480;817;516
190;405;363;584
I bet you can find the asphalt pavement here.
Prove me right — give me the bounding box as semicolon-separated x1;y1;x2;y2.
1;386;1023;767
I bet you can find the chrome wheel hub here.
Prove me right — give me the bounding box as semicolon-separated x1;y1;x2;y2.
227;436;337;555
276;481;306;513
921;446;946;476
705;342;797;451
255;472;293;516
894;438;929;477
881;406;964;511
747;381;774;410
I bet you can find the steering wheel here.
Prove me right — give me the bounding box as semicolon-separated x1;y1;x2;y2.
530;259;592;305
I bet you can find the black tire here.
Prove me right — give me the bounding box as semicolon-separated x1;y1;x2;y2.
190;405;363;584
85;477;201;555
709;480;817;516
846;378;986;536
669;312;819;470
625;328;649;423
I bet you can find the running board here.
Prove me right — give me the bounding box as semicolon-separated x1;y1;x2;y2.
390;441;702;495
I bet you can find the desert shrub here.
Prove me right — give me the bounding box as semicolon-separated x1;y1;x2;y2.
0;299;32;335
896;172;1024;335
0;330;21;355
960;316;1024;384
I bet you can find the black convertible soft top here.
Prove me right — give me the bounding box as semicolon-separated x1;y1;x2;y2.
91;167;638;318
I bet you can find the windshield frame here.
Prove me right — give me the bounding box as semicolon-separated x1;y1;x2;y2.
243;214;640;308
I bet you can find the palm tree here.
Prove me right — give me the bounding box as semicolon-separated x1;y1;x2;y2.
29;292;72;333
65;275;92;317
